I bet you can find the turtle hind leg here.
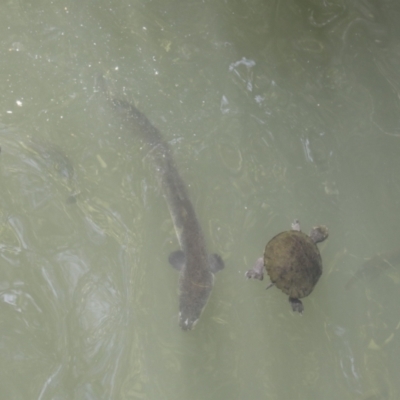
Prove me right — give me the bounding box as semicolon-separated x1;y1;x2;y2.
289;297;304;314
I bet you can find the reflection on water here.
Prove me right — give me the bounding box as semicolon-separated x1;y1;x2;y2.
1;0;400;399
0;122;142;397
331;324;362;394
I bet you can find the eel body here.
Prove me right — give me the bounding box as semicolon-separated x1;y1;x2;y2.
108;95;224;330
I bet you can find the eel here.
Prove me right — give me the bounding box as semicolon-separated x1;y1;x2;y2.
104;88;224;330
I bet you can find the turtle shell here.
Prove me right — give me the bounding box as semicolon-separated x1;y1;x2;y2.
264;230;322;299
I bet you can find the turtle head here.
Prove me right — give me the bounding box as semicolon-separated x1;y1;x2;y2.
309;225;329;244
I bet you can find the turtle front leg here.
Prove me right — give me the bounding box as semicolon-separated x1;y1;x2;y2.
289;297;304;314
245;257;264;280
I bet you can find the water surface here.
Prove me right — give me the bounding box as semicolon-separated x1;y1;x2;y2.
1;0;400;399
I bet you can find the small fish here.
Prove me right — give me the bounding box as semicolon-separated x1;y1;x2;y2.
345;249;400;290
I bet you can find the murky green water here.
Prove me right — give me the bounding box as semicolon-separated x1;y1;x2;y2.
1;0;400;399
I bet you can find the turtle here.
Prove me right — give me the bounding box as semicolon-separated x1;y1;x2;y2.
245;220;329;313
